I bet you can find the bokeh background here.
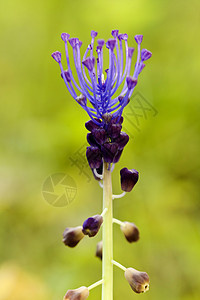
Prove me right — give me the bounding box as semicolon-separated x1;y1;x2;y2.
0;0;200;299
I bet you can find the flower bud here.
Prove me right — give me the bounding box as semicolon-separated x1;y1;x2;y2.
120;168;139;192
125;268;150;294
120;222;139;242
64;286;89;300
95;240;103;260
82;215;103;237
63;226;84;247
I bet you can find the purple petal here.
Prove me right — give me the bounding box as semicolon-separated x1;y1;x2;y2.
111;30;119;38
82;57;95;71
141;49;152;61
61;33;70;42
68;38;79;48
51;51;61;63
97;39;105;47
107;39;116;51
134;34;143;44
126;76;137;90
91;30;98;38
118;33;128;41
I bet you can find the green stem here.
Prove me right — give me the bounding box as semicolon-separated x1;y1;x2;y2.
102;161;113;300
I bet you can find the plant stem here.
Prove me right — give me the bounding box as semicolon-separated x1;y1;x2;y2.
102;161;113;300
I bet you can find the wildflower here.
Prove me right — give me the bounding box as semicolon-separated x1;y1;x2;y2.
124;267;150;294
64;286;89;300
63;226;84;247
120;168;139;192
120;222;140;242
51;30;151;166
82;215;103;237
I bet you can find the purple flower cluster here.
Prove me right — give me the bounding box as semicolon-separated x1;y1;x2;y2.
85;115;129;168
51;30;152;125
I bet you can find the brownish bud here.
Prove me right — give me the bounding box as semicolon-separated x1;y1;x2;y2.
63;226;84;247
125;268;150;294
95;240;103;260
102;113;112;123
120;222;140;243
64;286;89;300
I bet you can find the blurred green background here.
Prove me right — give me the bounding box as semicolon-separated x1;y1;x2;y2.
0;0;200;299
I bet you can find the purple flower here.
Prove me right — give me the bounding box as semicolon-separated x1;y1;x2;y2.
51;30;151;125
120;168;139;192
82;215;103;237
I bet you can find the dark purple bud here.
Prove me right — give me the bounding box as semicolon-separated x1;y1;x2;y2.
61;33;70;42
95;240;103;260
107;123;122;139
91;30;98;38
114;132;129;150
111;30;119;38
82;215;103;237
118;33;128;41
91;163;103;181
107;39;116;51
138;62;145;74
87;133;99;147
68;38;79;48
113;149;123;163
61;70;71;82
101;142;119;163
134;34;143;44
51;51;61;63
128;47;135;58
92;128;107;145
85;119;101;132
64;286;89;300
76;94;86;106
120;168;139;192
125;268;150;294
141;49;152;61
62;226;84;248
120;222;140;242
82;57;95;72
97;39;105;47
86;146;102;169
111;115;123;125
126;76;137;90
105;68;109;74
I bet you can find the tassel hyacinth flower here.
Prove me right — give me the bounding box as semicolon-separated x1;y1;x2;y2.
52;30;152;300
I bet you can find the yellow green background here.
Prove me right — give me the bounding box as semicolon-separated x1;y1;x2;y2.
0;0;200;299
